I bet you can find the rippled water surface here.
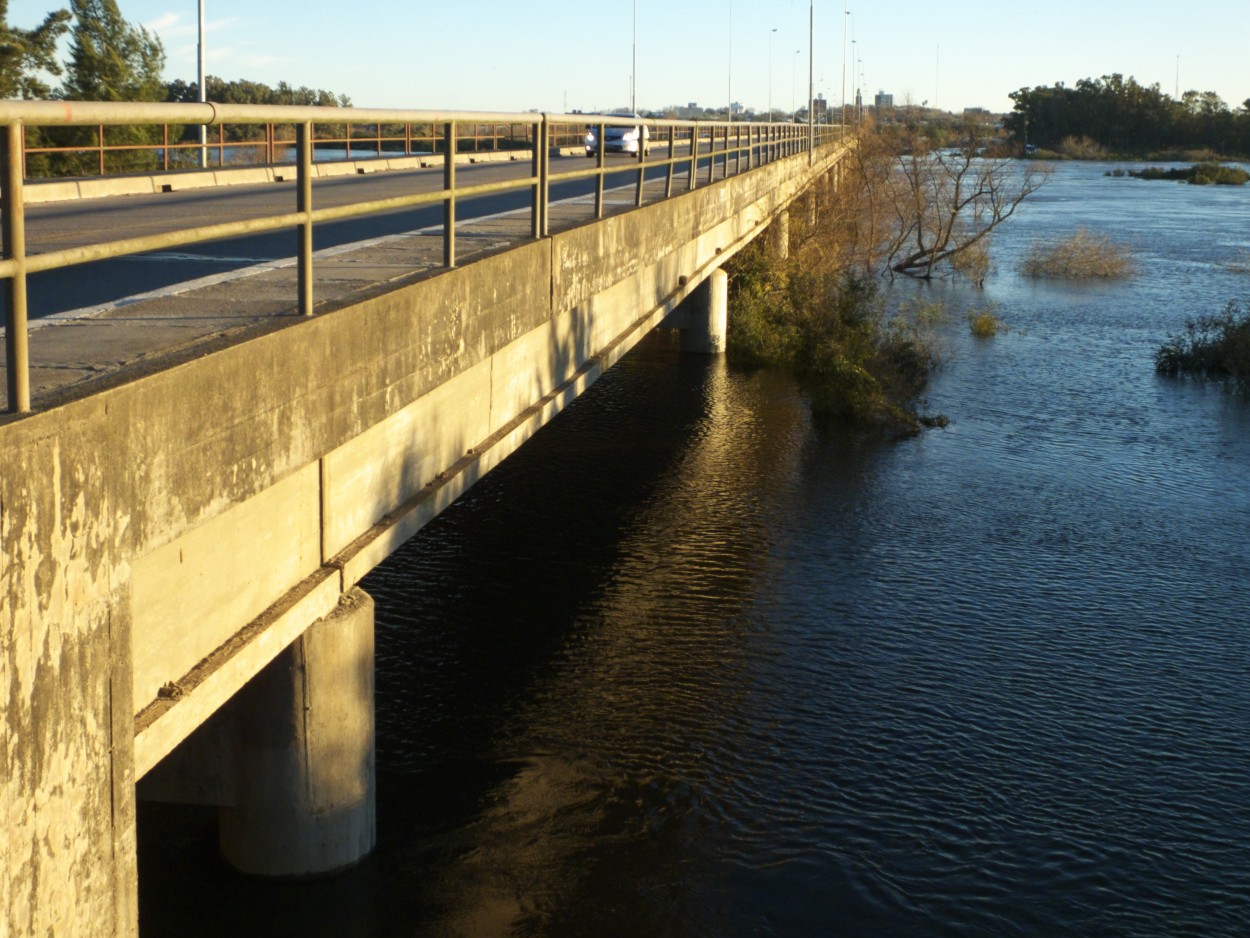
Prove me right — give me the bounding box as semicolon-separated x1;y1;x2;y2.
139;162;1250;936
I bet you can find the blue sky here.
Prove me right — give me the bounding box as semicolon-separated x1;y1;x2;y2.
9;0;1250;116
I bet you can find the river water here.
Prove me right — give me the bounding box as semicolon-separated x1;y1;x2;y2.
138;161;1250;936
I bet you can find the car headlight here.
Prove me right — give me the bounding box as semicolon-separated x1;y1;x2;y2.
585;131;597;145
623;128;639;142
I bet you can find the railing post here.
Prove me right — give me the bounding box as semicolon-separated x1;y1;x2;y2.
296;122;314;316
594;121;606;219
688;122;698;190
705;126;715;186
665;125;675;198
532;116;548;239
634;121;646;208
443;121;456;268
2;122;30;413
98;124;105;176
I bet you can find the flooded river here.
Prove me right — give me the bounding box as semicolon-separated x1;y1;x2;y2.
139;160;1250;936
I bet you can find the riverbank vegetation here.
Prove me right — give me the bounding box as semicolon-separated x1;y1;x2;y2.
724;118;1055;430
1005;74;1250;158
1155;301;1250;389
724;120;1048;431
1021;228;1135;279
814;122;1049;282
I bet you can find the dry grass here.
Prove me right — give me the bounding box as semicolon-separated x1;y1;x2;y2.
1020;228;1135;279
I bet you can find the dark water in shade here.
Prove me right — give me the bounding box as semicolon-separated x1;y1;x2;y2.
137;161;1250;936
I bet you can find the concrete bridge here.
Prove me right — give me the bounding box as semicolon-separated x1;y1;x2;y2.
0;100;852;936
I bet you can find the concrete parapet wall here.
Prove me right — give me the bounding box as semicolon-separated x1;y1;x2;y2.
0;141;848;935
23;142;676;203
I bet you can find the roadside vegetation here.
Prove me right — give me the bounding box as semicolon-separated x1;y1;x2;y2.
1;0;351;176
1021;228;1135;279
1155;301;1250;389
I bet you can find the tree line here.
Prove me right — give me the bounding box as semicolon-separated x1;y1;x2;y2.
1004;74;1250;157
1;0;349;174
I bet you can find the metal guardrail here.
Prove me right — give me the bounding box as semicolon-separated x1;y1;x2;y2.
0;101;843;414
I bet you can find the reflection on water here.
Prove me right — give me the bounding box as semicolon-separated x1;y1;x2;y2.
138;162;1250;936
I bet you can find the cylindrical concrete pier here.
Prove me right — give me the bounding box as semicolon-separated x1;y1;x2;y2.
219;587;376;877
681;267;728;354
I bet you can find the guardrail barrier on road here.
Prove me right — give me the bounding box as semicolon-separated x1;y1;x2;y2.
0;101;843;414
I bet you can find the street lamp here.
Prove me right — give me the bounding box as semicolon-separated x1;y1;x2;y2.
792;49;800;116
842;7;849;132
768;28;777;120
198;0;206;167
727;0;733;121
631;0;636;114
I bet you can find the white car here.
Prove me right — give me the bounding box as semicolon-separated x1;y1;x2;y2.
585;114;650;156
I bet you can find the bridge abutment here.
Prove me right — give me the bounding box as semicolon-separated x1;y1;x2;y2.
218;587;377;877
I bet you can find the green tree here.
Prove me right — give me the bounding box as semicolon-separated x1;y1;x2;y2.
60;0;164;102
0;0;71;99
46;0;166;175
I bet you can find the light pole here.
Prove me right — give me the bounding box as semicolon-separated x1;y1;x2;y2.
768;28;777;120
845;6;855;132
792;49;800;117
727;0;733;121
198;0;206;167
807;0;814;153
631;0;637;113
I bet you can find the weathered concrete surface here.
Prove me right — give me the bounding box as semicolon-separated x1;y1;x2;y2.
676;268;729;354
219;588;375;877
0;140;849;936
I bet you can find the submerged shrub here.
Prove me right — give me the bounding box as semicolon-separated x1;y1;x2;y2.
968;309;1006;337
1020;228;1134;279
1225;250;1250;275
1155;300;1250;389
1130;163;1249;185
727;244;941;431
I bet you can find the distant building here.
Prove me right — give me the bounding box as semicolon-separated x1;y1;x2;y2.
813;94;828;122
963;107;990;117
874;91;893;109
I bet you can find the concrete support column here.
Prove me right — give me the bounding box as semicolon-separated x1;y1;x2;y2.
681;267;728;354
219;587;376;877
766;210;790;260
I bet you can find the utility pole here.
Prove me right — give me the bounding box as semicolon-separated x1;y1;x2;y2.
198;0;207;168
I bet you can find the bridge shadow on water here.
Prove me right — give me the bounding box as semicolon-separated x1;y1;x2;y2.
136;328;738;937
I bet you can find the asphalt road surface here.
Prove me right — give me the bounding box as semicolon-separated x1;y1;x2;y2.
26;148;719;321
